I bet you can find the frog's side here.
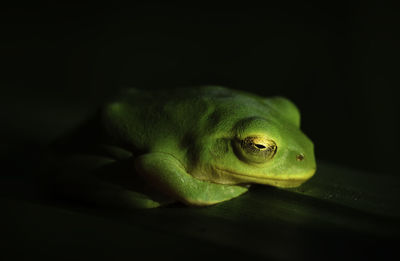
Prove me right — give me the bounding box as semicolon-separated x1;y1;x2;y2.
47;86;316;208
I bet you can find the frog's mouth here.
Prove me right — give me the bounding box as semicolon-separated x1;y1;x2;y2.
215;168;315;188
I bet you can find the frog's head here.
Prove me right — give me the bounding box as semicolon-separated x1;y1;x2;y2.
190;96;316;188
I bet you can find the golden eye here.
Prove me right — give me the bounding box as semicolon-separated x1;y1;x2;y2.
236;136;277;164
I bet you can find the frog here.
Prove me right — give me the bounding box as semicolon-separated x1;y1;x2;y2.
46;86;316;208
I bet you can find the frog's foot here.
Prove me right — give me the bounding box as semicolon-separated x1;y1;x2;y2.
47;155;174;209
135;153;249;206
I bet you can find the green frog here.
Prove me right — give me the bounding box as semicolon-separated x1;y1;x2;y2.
46;86;316;208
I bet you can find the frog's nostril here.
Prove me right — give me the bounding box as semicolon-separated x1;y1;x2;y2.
296;153;304;161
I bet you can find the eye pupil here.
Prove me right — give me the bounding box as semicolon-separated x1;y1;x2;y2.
254;144;266;149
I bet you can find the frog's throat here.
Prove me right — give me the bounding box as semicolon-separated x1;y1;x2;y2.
215;168;315;188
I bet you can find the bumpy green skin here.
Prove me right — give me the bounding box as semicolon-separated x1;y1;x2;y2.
49;86;316;208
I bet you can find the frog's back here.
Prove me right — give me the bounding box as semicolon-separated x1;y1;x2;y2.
100;86;240;152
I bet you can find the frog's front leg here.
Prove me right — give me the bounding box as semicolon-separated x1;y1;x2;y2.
135;153;249;206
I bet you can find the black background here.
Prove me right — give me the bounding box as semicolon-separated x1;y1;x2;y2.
1;2;399;175
1;2;400;261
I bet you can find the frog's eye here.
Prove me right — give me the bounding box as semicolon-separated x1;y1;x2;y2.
234;136;277;164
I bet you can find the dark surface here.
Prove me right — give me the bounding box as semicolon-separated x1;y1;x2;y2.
1;3;400;261
1;162;399;261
